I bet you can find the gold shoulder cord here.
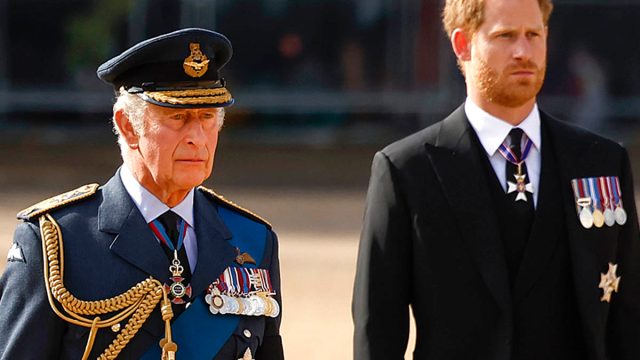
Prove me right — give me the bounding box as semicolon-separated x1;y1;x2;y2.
39;214;178;360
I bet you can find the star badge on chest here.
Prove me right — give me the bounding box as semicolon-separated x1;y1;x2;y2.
507;173;534;202
599;263;621;303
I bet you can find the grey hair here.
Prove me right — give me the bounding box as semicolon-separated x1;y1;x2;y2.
111;88;226;148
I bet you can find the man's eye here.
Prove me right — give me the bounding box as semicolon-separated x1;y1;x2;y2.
170;114;186;120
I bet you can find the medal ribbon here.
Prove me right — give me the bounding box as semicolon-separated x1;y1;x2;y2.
588;178;602;211
580;179;594;211
575;178;586;199
598;177;610;209
498;131;533;166
611;176;623;208
213;267;275;295
606;177;615;211
149;217;188;251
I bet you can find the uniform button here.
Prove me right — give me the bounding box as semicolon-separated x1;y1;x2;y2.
243;329;252;338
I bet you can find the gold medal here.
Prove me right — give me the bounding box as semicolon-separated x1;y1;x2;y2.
592;209;605;228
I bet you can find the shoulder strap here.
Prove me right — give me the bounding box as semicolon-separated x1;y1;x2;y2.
17;183;100;220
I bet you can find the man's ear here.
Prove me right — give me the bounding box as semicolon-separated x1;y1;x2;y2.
451;28;472;62
114;108;140;149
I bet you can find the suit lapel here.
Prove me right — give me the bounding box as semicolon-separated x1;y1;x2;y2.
188;189;236;298
426;105;512;315
99;172;169;282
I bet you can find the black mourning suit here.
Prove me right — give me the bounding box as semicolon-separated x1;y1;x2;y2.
352;105;640;360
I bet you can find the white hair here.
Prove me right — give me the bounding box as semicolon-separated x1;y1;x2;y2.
111;88;226;149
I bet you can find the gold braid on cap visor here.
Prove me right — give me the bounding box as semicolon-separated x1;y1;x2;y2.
144;87;232;105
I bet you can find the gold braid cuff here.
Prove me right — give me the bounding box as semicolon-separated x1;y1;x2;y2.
39;214;177;359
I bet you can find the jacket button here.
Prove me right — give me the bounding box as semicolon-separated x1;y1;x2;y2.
243;329;252;338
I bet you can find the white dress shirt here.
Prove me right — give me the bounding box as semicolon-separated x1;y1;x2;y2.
120;165;198;272
465;98;542;207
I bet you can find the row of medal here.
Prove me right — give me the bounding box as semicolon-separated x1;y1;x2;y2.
205;266;280;318
571;176;627;229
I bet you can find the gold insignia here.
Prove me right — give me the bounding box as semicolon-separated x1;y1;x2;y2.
235;248;257;265
183;42;210;78
599;262;621;303
17;184;99;220
198;186;272;228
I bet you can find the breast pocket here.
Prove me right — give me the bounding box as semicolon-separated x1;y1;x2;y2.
214;316;266;360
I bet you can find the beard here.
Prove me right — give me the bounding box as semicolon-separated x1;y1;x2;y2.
473;58;546;108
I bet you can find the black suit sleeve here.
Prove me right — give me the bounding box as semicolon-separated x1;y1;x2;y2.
353;151;413;360
607;148;640;359
255;230;284;360
0;221;65;359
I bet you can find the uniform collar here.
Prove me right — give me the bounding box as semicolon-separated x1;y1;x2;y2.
119;164;195;227
465;98;541;156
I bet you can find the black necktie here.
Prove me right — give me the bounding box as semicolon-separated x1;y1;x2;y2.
504;128;534;281
156;211;192;287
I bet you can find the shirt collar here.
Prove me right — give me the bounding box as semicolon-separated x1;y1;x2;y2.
119;164;195;227
464;98;541;156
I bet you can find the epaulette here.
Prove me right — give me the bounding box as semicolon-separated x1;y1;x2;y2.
17;183;100;221
198;186;272;228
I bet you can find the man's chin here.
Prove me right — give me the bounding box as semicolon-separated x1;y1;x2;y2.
491;84;540;108
174;174;210;190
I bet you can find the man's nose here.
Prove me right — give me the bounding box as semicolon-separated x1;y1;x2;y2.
513;36;533;61
185;119;207;146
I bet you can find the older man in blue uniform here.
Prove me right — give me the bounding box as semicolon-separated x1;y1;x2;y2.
0;28;284;359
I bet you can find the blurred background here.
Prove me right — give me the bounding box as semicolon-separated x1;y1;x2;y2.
0;0;639;359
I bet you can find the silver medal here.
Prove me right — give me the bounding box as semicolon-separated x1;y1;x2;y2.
241;297;254;315
249;296;264;316
615;207;627;225
220;294;239;314
579;207;594;229
604;208;615;227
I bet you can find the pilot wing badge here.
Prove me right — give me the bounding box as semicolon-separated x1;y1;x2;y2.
7;243;25;263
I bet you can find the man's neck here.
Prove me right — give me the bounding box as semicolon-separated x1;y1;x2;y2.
151;189;189;208
468;94;536;126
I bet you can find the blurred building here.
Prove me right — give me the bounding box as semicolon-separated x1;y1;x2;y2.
0;0;639;145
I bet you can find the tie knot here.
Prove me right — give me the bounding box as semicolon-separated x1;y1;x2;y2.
509;128;524;145
157;211;181;244
509;128;524;155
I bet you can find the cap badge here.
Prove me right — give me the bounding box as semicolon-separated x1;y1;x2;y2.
183;42;210;78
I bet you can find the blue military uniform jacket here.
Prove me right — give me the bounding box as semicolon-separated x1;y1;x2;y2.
0;172;284;359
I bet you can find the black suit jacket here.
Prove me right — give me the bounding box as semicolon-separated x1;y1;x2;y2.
352;105;640;360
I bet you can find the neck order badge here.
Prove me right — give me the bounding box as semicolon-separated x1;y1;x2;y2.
149;216;193;304
499;129;534;202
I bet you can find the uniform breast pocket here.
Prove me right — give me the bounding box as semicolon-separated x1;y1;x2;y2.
214;316;266;360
